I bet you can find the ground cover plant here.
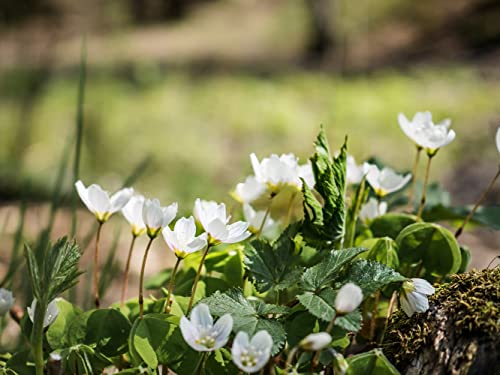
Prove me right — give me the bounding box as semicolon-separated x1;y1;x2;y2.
0;60;499;375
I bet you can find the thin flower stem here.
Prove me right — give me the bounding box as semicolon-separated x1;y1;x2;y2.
32;300;48;375
139;237;155;319
195;352;209;375
311;315;338;371
284;347;298;374
417;155;434;219
379;291;397;345
121;234;137;307
257;199;273;238
187;243;212;313
285;192;297;227
165;257;182;314
93;221;103;309
407;147;422;212
455;164;500;238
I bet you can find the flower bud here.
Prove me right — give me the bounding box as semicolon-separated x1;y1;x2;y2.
335;283;363;314
300;332;332;351
333;351;349;375
0;288;14;315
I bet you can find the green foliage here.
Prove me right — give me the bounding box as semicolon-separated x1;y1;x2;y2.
301;247;367;291
369;213;418;240
201;288;287;355
298;288;337;322
360;237;400;269
347;349;400;374
396;222;461;276
244;224;302;293
344;260;406;296
301;127;347;249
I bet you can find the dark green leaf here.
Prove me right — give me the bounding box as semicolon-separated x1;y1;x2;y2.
335;310;362;332
344;260;406;296
297;288;336;322
369;213;419;240
85;309;131;357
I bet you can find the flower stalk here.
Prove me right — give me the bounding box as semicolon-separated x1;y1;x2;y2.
139;237;155;319
417;153;435;219
31;299;47;375
165;257;182;314
187;243;212;313
455;164;500;238
121;234;137;307
93;222;103;309
407;146;422;211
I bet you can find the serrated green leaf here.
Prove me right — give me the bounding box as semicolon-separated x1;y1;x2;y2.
201;289;287;355
335;310;362;332
301;128;347;248
344;260;406;296
297;288;336;322
244;224;301;293
301;247;368;291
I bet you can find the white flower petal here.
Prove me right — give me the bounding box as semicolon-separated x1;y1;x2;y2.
212;314;233;349
190;303;213;329
0;288;14;315
411;278;435;295
109;187;134;213
88;184;111;214
225;221;251;243
180;316;205;351
74;181;93;213
496;128;500;153
122;195;146;230
300;332;332;351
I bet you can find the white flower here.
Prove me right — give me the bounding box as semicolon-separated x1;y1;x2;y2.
194;199;250;244
335;283;363;314
243;204;276;234
363;163;411;197
250;153;314;194
496;128;500;153
398;112;455;154
121;194;146;236
180;303;233;352
399;278;435;317
142;199;178;238
231;330;273;373
75;180;133;223
233;176;266;204
300;332;332;351
162;217;207;259
28;299;59;328
0;288;14;315
359;197;388;222
346;155;364;185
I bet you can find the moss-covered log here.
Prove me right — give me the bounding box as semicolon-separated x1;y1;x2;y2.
383;267;499;375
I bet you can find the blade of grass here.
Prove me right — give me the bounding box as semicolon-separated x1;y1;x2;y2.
120;155;152;189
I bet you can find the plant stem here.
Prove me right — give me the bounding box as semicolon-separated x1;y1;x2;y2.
120;234;137;307
187;243;212;313
407;146;422;212
455;164;500;238
139;237;154;319
285;192;297;227
369;290;381;341
417;155;434;219
195;352;209;375
32;300;48;375
257;199;273;238
379;291;397;345
311;315;338;371
93;222;103;309
165;257;182;314
284;347;298;374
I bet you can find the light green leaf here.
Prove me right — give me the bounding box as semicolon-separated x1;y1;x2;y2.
46;298;82;350
360;237;400;269
347;349;400;374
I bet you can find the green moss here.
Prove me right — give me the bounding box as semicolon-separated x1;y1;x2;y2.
383;267;500;366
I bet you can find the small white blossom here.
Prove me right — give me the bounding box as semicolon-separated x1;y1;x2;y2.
75;180;133;223
233;176;266;204
363;163;411;197
231;330;273;373
496;128;500;153
398;112;455;154
399;278;435;317
250;153;314;194
243;204;276;234
300;332;332;351
121;194;147;236
142;199;178;238
335;283;363;314
180;303;233;352
162;216;207;259
194;199;250;244
28;299;59;328
359;197;388;222
0;288;14;315
346;155;364;185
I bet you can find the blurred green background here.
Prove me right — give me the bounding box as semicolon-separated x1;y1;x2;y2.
1;0;499;208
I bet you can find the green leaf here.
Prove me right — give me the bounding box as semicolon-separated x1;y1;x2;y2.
46;299;82;350
347;349;400;375
297;288;336;322
223;248;244;288
344;260;406;296
423;204;500;230
244;224;301;293
369;213;419;240
458;246;471;273
360;237;400;269
285;311;318;348
85;309;131;357
335;310;363;332
396;222;461;276
301;128;347;248
201;289;287;355
301;247;367;291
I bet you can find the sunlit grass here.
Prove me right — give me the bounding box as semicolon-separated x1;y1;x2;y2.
1;64;499;211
